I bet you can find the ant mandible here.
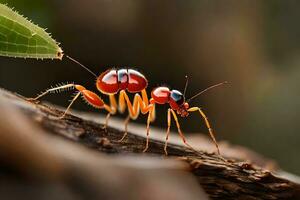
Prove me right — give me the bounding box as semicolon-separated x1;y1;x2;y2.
29;55;227;155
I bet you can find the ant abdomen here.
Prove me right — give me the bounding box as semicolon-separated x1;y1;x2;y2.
96;69;148;95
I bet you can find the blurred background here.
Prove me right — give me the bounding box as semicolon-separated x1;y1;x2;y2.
0;0;299;175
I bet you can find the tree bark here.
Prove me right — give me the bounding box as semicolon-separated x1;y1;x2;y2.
0;88;299;200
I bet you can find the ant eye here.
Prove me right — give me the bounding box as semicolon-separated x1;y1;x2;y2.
170;90;184;106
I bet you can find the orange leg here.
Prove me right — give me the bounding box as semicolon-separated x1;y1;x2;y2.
118;115;130;142
164;108;172;155
143;104;155;152
118;89;155;119
188;107;221;155
101;94;121;131
118;89;156;152
74;85;112;114
29;83;112;118
170;109;199;153
108;94;118;114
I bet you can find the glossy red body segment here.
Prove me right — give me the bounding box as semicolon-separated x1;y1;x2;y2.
96;69;147;94
127;69;148;93
118;69;128;90
82;90;104;108
151;87;170;104
169;98;179;110
96;70;119;94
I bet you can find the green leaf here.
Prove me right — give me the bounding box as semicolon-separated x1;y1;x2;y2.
0;3;63;59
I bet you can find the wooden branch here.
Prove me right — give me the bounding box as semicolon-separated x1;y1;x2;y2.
0;88;299;200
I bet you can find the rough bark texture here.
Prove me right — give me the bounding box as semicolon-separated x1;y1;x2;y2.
0;88;299;200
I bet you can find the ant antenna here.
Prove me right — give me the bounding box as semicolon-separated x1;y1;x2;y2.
183;75;189;97
65;54;98;78
187;81;228;103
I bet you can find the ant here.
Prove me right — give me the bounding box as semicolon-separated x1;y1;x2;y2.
29;55;227;155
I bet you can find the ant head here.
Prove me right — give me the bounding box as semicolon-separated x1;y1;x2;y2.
171;75;228;117
169;90;190;117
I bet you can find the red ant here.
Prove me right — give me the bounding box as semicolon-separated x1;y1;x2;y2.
29;55;227;155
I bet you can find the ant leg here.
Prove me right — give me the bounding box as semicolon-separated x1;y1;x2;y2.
143;105;154;153
109;95;118;114
27;83;75;101
143;109;151;152
101;95;117;131
27;83;80;118
104;113;111;131
118;115;130;142
118;90;155;152
170;109;199;153
188;107;221;155
28;83;113;121
164;109;172;155
58;92;81;119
